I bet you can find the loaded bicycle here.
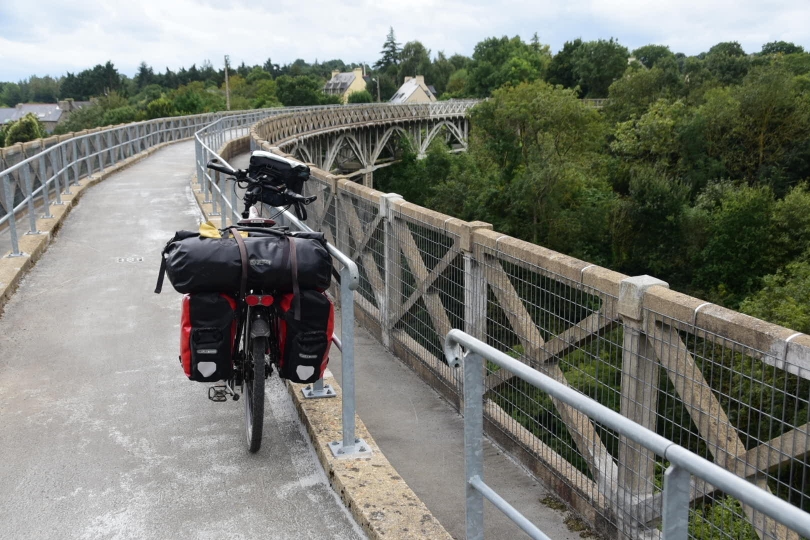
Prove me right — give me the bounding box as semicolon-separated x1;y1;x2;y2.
156;151;335;453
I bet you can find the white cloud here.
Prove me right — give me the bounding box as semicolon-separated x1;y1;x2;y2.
0;0;808;81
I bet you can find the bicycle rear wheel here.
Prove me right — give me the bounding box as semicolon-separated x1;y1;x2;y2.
244;335;266;453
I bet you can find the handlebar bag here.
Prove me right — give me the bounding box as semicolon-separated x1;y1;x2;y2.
180;293;237;382
157;230;332;294
248;150;310;195
275;290;334;384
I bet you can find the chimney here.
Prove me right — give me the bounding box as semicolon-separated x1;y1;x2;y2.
404;76;413;83
415;75;425;85
331;70;340;78
353;67;363;74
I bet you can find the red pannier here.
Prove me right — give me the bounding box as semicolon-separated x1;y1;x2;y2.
180;293;238;382
276;290;335;384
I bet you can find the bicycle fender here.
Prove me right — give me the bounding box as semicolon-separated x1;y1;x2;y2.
250;318;271;338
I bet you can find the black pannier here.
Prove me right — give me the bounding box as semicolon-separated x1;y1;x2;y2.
276;290;335;384
180;293;237;382
157;230;332;295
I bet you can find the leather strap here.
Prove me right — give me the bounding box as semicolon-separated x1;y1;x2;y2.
154;255;167;294
289;236;301;320
229;227;249;302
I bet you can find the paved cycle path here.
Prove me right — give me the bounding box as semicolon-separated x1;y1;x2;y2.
0;141;365;540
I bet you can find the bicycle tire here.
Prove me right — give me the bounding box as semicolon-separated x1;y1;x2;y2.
245;335;266;453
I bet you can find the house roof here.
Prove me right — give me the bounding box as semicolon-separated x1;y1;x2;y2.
323;72;357;94
0;101;91;125
389;79;423;104
0;108;16;125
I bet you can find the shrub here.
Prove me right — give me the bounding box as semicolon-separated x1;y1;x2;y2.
4;113;46;146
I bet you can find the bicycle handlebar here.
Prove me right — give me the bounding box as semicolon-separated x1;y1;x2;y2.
206;159;238;177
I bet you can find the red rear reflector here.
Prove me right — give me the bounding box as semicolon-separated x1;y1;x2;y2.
261;296;274;306
245;295;260;306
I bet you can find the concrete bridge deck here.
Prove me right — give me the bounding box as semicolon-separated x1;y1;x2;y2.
0;141;577;539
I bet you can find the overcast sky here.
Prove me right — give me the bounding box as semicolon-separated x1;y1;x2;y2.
1;0;808;82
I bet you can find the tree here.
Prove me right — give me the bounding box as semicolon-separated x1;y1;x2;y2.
60;61;123;100
605;63;684;122
398;41;432;84
443;69;469;98
252;79;281;108
135;62;155;90
469;80;608;246
4;113;46;146
741;259;810;333
261;58;279;77
27;76;59;102
571;38;629;98
734;63;810;189
275;75;338;106
704;41;750;86
631;44;675;69
610;165;692;279
0;83;25;106
429;52;456;96
467;35;551;97
347;90;373;103
694;183;776;306
146;97;176;119
761;41;804;56
375;27;401;71
547;39;583;90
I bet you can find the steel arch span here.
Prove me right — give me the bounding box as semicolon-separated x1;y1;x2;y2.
251;102;477;183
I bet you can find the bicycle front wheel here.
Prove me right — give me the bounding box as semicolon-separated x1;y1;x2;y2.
244;335;266;453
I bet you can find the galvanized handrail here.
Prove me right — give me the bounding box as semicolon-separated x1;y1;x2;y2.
194;116;369;458
443;329;810;540
0;110;255;256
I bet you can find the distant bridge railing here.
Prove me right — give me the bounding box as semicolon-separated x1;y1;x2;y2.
247;104;810;540
0;105;340;257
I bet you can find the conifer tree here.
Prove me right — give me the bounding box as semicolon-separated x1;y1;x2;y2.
375;27;401;70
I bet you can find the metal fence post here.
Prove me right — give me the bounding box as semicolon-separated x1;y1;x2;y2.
71;140;80;185
22;165;40;235
96;134;105;172
59;145;71;195
340;265;357;453
83;137;92;178
39;155;53;218
219;172;227;229
107;131;115;165
381;193;403;348
3;176;23;256
210;170;220;216
662;464;690;540
464;352;485;540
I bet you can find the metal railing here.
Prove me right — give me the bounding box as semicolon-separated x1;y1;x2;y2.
194;115;371;458
444;329;810;540
0;109;272;257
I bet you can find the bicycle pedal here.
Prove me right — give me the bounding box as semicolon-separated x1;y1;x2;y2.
208;386;228;402
266;362;274;379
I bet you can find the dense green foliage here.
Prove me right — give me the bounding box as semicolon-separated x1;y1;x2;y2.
2;113;46;146
375;38;810;335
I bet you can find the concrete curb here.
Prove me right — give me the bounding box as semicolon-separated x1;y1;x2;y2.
189;176;453;540
0;140;184;316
